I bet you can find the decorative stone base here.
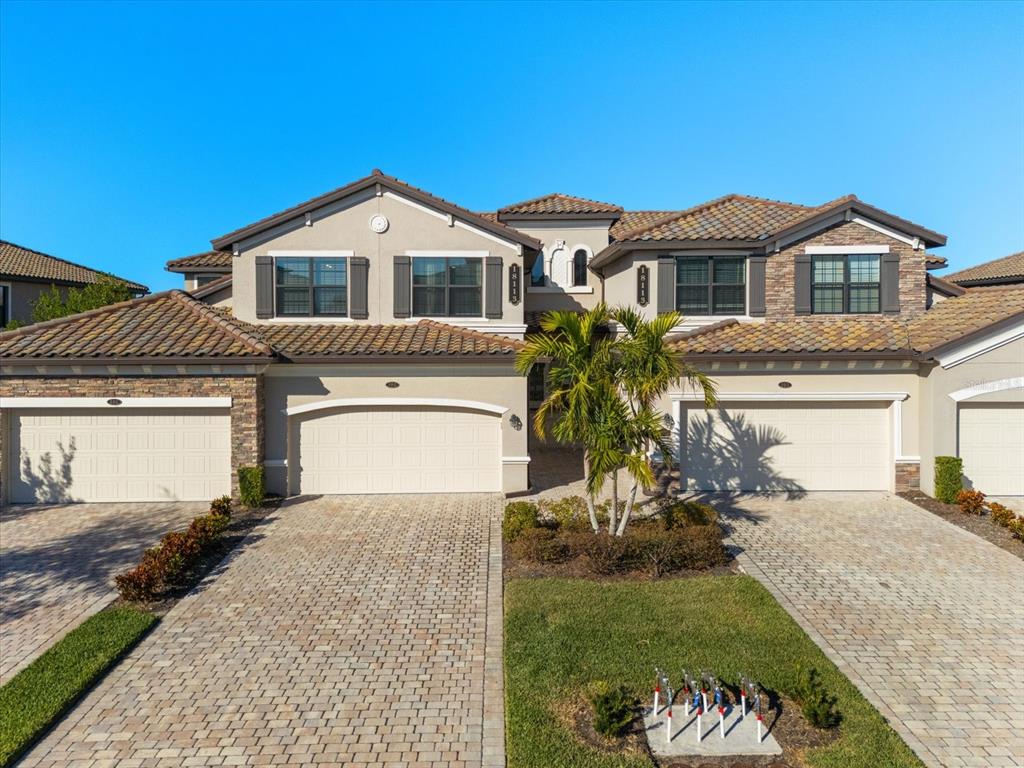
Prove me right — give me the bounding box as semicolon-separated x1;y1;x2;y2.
895;461;921;492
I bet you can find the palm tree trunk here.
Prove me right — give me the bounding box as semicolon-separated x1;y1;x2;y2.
583;450;599;532
609;469;619;535
617;482;639;536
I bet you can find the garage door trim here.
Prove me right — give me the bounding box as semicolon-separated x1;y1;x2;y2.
1;396;232;409
283;397;509;416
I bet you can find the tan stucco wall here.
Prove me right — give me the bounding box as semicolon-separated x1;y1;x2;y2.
601;251;664;320
918;334;1024;495
263;363;530;495
232;190;525;331
2;281;65;325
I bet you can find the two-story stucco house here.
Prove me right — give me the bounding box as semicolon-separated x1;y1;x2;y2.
1;170;1021;504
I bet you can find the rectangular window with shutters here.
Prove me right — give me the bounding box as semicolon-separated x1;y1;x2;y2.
675;255;746;315
412;256;482;317
274;257;348;317
812;254;880;314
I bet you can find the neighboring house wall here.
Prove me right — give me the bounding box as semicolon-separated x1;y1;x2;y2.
3;280;66;325
200;284;233;309
918;334;1024;495
232;189;527;334
0;373;263;500
262;363;529;495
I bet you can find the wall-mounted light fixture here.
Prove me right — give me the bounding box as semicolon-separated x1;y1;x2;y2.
509;414;523;431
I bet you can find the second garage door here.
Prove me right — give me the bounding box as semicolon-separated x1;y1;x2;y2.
959;404;1024;496
681;401;891;492
295;406;501;494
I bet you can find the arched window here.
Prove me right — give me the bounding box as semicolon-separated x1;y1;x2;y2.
573;249;588;287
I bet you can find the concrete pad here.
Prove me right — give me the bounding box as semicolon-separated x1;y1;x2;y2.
644;703;782;758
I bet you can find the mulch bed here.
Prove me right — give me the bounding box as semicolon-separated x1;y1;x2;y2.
899;491;1024;561
503;546;738;583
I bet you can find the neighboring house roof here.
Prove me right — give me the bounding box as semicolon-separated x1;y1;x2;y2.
927;273;966;298
945;251;1024;286
610;211;678;240
210;170;542;253
190;274;233;299
0;240;148;292
0;291;272;363
166;250;232;273
670;285;1024;359
497;193;623;218
236;318;523;361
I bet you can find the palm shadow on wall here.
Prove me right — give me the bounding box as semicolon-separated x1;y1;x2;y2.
17;439;79;505
683;410;806;499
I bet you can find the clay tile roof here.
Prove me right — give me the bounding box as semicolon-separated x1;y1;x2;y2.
0;291;272;361
670;285;1024;359
497;193;622;217
166;250;232;272
925;253;947;268
945;251;1024;286
0;240;147;292
236;318;524;359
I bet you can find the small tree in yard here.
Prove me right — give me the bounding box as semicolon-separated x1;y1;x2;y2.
32;277;134;323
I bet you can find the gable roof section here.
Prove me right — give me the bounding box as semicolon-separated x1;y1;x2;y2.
210;170;542;253
0;240;148;292
190;274;233;299
166;250;232;273
497;193;622;219
669;285;1024;359
927;273;966;298
0;291;272;363
945;251;1024;286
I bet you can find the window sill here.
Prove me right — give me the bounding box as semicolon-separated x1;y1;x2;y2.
528;286;594;294
268;317;354;323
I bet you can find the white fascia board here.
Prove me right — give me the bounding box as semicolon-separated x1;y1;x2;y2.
283;397;509;416
948;376;1024;402
805;245;890;254
0;396;232;409
937;322;1024;369
849;216;919;248
671;391;909;402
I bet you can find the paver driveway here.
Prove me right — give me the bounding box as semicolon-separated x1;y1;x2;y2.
21;495;504;768
720;492;1024;768
0;501;205;684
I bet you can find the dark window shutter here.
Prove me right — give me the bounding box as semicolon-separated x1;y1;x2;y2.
393;255;411;318
794;254;812;315
485;256;503;319
748;256;767;317
255;255;273;318
656;257;675;314
881;253;901;314
350;257;369;319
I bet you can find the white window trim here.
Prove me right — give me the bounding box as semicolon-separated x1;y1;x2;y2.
948;377;1024;402
271;252;352;319
672;253;751;317
407;251;488;321
268;250;354;257
283;397;508;417
0;397;232;409
805;245;890;255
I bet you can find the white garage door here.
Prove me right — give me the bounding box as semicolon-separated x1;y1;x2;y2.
296;406;501;494
10;409;231;503
959;404;1024;496
682;401;891;492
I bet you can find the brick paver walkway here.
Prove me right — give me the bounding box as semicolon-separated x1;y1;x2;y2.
720;492;1024;768
0;501;205;683
21;494;505;768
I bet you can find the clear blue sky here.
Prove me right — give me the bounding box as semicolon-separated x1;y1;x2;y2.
1;1;1022;293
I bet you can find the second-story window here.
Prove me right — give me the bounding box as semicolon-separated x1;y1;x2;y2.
675;255;746;315
573;249;588;287
412;256;482;317
275;257;348;317
812;254;880;314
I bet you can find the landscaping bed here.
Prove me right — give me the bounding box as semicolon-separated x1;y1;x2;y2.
505;576;922;768
899;491;1024;561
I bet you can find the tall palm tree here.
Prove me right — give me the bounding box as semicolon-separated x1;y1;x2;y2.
515;305;614;532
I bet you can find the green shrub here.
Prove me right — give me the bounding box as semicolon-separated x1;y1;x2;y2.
955;489;986;515
990;503;1016;527
503;501;540;542
210;495;232;517
508;527;570;563
541;496;591;531
627;524;727;577
656;499;718;529
1008;517;1024;540
590;684;635;738
796;667;841;729
238;466;265;508
188;513;230;546
934;456;963;503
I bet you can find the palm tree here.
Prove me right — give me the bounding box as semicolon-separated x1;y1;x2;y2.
515;304;615;532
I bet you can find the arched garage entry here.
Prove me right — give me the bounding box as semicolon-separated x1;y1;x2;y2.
285;398;505;495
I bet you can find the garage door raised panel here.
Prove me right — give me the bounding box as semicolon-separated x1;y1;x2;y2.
959;404;1024;496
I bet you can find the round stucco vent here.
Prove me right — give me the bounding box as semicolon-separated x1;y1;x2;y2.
369;214;390;234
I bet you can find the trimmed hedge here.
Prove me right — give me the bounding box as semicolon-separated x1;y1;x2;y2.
503;501;540;542
934;456;963;503
238;466;265;508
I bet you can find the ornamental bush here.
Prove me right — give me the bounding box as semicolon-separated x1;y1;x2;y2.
238;466;265;508
955;489;986;515
209;495;232;517
508;527;570;563
541;495;591;531
934;456;963;503
989;503;1016;527
656;498;718;529
590;684;635;738
796;667;841;730
1008;517;1024;540
503;501;540;542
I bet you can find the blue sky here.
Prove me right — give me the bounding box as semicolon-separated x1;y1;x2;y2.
1;1;1022;293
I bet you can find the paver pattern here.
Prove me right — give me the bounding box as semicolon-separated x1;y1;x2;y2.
21;494;504;768
0;501;205;683
719;492;1024;768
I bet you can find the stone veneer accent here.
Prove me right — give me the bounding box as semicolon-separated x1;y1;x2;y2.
0;375;263;500
895;461;921;492
765;220;927;319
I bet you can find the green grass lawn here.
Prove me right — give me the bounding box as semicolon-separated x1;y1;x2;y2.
505;575;922;768
0;606;156;767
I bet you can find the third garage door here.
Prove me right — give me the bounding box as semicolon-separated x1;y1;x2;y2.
295;406;501;494
681;401;891;492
